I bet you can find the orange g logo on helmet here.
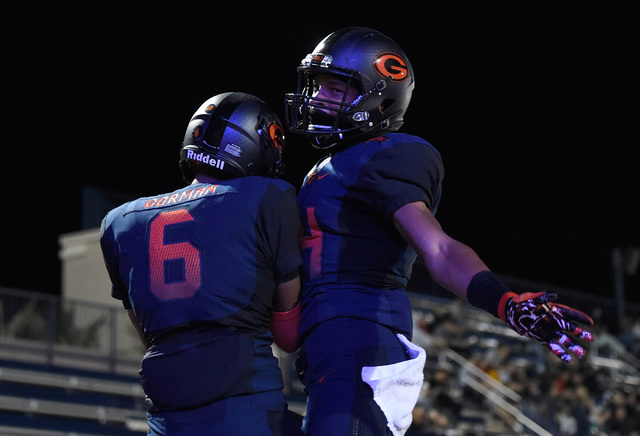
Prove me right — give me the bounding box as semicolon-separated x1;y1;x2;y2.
193;125;203;140
373;52;408;82
267;122;284;150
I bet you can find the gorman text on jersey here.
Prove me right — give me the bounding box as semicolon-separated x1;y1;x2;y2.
143;185;219;208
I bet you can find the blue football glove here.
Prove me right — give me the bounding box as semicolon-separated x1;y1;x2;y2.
500;292;594;362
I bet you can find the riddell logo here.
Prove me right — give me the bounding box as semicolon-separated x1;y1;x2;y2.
186;150;225;170
373;52;408;81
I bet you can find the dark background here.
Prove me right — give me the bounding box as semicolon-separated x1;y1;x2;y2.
2;2;638;303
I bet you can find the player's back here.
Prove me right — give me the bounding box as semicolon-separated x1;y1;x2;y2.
102;176;297;338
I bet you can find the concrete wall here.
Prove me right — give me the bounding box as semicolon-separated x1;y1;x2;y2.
58;228;116;307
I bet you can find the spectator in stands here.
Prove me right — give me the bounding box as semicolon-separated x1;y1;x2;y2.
556;404;578;436
571;385;594;436
100;93;303;435
617;315;640;358
407;381;451;435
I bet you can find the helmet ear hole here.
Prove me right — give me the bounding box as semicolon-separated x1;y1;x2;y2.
380;99;395;112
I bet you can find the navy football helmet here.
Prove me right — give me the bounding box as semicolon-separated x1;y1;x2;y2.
284;27;415;149
180;92;285;181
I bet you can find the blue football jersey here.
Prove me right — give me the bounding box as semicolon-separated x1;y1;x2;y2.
297;133;444;340
101;177;301;338
100;177;302;410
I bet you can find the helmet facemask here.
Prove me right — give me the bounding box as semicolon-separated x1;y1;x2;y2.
286;64;378;149
284;27;414;150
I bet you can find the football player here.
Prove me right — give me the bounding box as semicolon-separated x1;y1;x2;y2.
284;27;594;436
101;92;303;435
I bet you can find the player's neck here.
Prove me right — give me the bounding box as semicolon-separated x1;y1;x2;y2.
192;174;220;184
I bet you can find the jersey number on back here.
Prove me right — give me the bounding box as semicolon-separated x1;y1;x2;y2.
148;208;202;300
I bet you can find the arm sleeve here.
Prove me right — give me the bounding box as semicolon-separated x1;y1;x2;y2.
355;141;444;218
270;301;301;353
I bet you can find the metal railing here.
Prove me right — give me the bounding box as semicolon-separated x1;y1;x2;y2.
1;282;639;435
0;286;143;376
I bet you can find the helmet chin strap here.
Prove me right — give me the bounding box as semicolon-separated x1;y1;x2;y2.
307;107;340;131
309;132;340;150
300;86;394;149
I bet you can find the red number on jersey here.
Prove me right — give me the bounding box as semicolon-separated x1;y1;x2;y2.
148;208;202;300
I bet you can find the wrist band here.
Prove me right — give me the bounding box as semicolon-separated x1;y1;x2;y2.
466;271;515;318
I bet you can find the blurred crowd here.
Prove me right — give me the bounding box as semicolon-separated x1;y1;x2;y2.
406;299;640;436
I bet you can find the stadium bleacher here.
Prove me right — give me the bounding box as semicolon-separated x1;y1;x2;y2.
1;263;639;435
0;358;147;435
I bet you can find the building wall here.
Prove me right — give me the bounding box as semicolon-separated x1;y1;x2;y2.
58;228;116;307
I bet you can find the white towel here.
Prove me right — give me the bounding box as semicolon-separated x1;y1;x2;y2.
361;334;426;436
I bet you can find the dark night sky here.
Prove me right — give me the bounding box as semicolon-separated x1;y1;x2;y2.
2;2;638;303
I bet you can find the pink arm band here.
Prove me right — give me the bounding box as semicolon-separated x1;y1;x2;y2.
270;301;301;353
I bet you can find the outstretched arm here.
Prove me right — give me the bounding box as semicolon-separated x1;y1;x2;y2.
393;201;594;362
392;200;488;300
